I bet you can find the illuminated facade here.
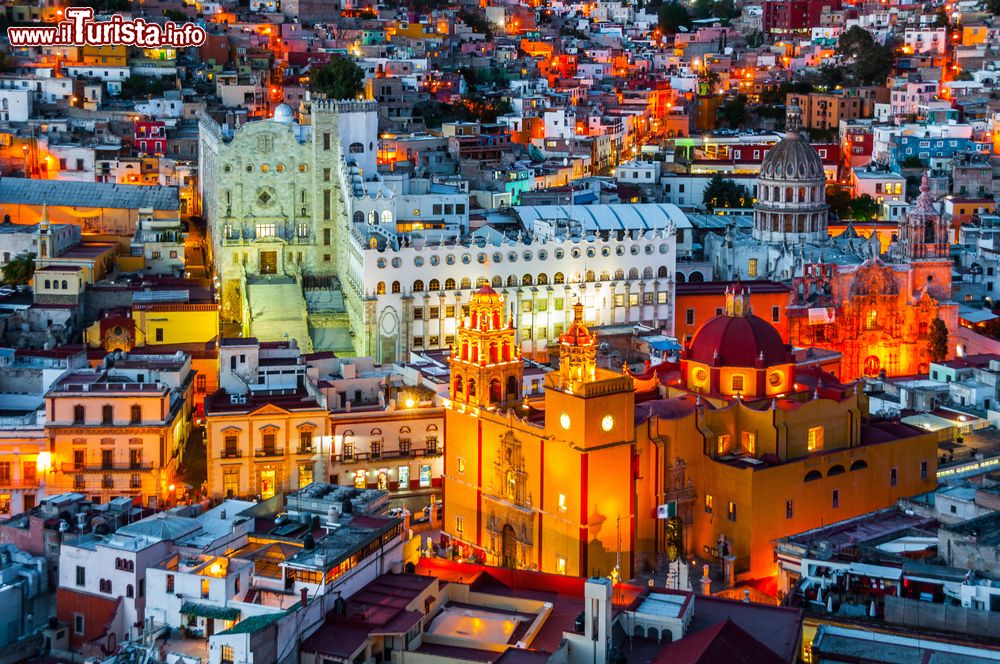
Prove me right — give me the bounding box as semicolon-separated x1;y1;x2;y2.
445;285;939;579
788;174;958;379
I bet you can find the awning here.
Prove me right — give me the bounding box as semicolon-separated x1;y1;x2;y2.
958;307;998;324
847;563;902;581
180;602;240;621
647;338;682;352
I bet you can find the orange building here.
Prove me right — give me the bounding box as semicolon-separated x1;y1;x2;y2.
786;88;888;130
444;284;938;580
788;175;958;380
675;280;791;345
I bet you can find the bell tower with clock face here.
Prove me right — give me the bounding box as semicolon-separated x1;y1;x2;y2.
544;303;635;448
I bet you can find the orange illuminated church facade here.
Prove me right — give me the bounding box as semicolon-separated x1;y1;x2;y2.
443;284;938;580
788;174;958;380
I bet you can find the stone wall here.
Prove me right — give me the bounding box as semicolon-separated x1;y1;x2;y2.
884;595;1000;638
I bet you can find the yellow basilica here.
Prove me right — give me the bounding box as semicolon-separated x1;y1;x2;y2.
443;284;939;580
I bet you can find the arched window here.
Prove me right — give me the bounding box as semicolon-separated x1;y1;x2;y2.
676;272;686;283
554;272;565;284
506;275;517;287
376;282;386;295
468;379;476;397
126;584;134;598
785;187;792;202
502;342;511;361
44;279;50;289
689;271;704;283
599;270;610;281
642;267;653;279
522;274;533;286
353;211;364;224
413;280;424;292
368;211;377;225
799;186;806;202
537;273;548;285
492;276;502;287
460;277;472;289
657;266;668;278
381;210;393;224
444;278;456;290
391;281;400;293
130;404;141;424
827;465;845;476
584;270;595;282
454;375;463;397
804;470;823;482
61;280;68;289
614;269;624;281
461;341;468;360
429;279;440;291
489;344;498;363
850;460;868;471
628;268;639;279
349;142;364;154
492;311;500;328
507;375;518;399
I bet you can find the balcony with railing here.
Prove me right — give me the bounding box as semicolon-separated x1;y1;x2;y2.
254;447;284;458
332;446;441;463
221;449;243;459
0;479;40;489
61;462;154;473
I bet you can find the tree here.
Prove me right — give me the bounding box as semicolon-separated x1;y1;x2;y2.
311;55;365;100
848;194;880;221
658;2;691;34
2;252;34;285
703;174;750;211
900;155;924;169
718;94;747;129
458;10;493;39
852;42;895;86
988;0;1000;14
837;26;875;59
928;317;949;363
826;184;851;218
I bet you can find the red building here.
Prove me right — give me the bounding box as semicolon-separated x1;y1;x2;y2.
134;120;166;156
763;0;843;33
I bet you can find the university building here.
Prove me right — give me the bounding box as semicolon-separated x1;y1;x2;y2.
443;284;939;579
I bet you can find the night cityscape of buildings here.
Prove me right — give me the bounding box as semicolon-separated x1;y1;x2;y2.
0;0;999;662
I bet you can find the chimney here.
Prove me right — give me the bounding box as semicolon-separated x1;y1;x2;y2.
300;587;308;607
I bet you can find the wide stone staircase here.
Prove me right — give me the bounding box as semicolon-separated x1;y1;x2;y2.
246;275;313;352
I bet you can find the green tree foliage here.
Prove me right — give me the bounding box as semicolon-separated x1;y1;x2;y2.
2;253;34;285
928;317;949;363
848;194;880;221
987;0;1000;14
703;174;750;211
836;26;894;86
458;10;493;39
414;98;513;128
658;2;692;34
900;156;924;169
311;55;365;100
826;184;851;218
691;0;737;21
718;94;747;129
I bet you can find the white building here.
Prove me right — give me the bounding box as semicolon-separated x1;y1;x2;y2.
0;88;31;122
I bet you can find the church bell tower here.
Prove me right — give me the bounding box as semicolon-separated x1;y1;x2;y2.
448;285;522;408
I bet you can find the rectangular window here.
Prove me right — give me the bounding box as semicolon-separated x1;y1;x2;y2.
807;426;824;452
323;167;331;182
748;258;758;277
890;467;897;487
643;292;653;305
76;566;86;586
741;432;756;455
413;307;423;320
731;375;744;393
786;500;793;518
455;515;464;535
445;305;455;318
772;306;780;322
457;457;465;474
323;133;331;150
155;328;164;342
556;555;567;575
558;493;567;512
221;646;235;664
74;614;84;635
223;468;239;497
614;294;625;307
685;308;694;326
629;293;639;307
429;306;439;319
657;292;667;304
920;460;928;480
716;435;731;455
323;191;331;221
727;501;736;521
832;489;840;508
704;494;713;513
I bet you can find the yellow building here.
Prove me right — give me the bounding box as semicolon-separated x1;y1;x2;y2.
81;45;127;67
44;354;194;507
444;285;940;580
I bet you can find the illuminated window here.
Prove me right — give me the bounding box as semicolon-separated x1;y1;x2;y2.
716;435;731;455
556;555;567;575
354;469;366;489
299;464;313;488
457;457;465;474
741;432;756;455
731;375;744;393
704;494;713;513
558;493;567;512
748;258;758;277
865;309;877;330
807;426;824;452
727;501;737;521
456;515;464;535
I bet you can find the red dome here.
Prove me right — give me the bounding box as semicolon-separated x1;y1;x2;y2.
687;314;787;367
